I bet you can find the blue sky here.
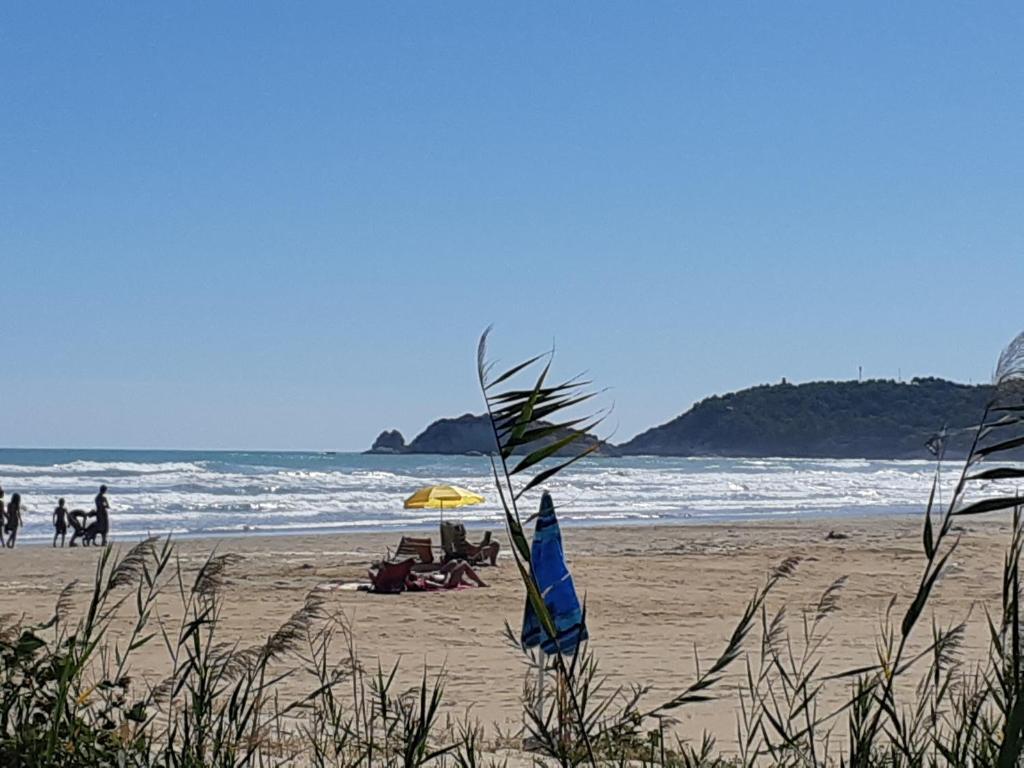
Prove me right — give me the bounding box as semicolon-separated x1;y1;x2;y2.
2;3;1022;450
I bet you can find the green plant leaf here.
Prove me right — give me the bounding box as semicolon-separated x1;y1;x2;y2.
500;417;592;458
998;695;1024;767
954;496;1024;516
487;378;588;404
975;434;1024;459
515;445;601;500
506;361;551;449
493;391;596;432
923;475;937;559
968;467;1024;481
513;556;559;652
510;421;600;475
15;630;45;657
484;353;547;391
902;545;957;637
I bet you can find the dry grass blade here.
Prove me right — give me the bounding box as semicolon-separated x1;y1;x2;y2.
650;558;798;715
194;552;243;597
933;622;967;670
762;606;788;657
815;577;847;623
995;330;1024;388
222;592;326;678
771;556;801;582
150;672;178;704
107;537;158;590
48;579;80;629
260;592;325;664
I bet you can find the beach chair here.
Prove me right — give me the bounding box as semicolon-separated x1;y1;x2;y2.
394;536;439;572
440;522;499;566
367;558;416;594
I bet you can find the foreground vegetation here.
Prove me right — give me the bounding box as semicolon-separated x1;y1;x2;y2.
3;330;1024;765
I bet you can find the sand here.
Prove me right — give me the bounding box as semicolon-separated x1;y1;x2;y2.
0;515;1011;756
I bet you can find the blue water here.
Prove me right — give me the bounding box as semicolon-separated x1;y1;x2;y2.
0;448;964;544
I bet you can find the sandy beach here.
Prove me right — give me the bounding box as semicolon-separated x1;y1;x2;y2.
0;514;1011;756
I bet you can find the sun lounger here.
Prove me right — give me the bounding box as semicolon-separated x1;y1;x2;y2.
440;522;499;566
393;536;440;572
367;558;416;594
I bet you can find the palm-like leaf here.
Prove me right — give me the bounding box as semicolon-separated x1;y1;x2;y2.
477;327;607;502
476;327;607;764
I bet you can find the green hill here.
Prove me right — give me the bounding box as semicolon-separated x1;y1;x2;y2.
617;378;992;459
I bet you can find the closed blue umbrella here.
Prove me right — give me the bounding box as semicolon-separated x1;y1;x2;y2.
521;492;588;656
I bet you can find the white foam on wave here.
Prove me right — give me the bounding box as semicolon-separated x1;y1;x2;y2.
5;453;1020;541
0;460;208;477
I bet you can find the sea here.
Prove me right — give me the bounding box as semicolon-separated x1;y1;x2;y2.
0;448;989;545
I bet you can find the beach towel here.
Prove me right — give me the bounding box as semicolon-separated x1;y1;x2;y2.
315;581;368;591
520;492;588;656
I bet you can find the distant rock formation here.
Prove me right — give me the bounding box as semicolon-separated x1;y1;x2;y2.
367;378;1005;460
406;414;497;455
366;413;613;457
617;378;993;459
367;429;406;454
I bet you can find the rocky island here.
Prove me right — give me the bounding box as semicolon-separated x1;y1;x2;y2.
368;378;1000;459
367;413;612;456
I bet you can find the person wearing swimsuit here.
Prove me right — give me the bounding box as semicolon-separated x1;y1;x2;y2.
53;498;69;547
403;561;488;591
4;493;22;548
88;485;110;546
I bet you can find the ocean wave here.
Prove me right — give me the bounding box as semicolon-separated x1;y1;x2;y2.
0;460;209;477
2;450;1018;542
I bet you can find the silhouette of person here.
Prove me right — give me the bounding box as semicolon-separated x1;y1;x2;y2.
53;498;69;548
5;493;22;548
68;509;89;547
88;484;110;546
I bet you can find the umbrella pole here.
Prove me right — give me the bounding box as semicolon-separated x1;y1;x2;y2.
535;649;546;725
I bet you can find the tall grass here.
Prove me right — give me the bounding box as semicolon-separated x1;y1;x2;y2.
0;542;504;767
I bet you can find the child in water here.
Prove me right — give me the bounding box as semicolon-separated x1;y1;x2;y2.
53;498;68;547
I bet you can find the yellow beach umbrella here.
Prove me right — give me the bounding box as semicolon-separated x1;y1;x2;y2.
403;484;484;510
403;485;484;518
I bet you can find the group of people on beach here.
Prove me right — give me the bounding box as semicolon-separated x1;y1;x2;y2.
0;484;111;548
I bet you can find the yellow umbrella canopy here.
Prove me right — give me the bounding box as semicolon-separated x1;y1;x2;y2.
403;484;484;510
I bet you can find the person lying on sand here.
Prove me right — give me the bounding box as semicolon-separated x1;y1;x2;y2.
404;561;488;591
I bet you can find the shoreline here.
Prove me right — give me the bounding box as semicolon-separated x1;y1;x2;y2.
5;504;929;548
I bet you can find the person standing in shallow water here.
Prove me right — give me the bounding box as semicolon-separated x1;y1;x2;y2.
4;493;22;548
91;484;110;546
0;485;5;536
53;498;68;547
